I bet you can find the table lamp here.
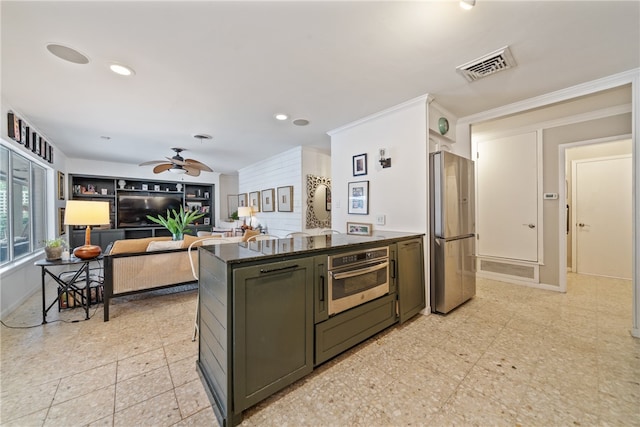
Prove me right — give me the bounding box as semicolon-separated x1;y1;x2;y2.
64;200;110;259
238;206;253;229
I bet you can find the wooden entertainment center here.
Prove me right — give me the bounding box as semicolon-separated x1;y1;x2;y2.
68;174;215;251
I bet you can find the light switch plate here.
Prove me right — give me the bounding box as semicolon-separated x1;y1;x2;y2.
376;214;386;225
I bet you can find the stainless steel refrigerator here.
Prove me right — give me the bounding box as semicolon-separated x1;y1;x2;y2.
429;151;476;314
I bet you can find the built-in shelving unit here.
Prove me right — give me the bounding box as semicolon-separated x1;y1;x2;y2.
68;174;215;250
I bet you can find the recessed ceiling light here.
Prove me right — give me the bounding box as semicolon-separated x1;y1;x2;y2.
274;114;288;121
109;63;135;76
460;0;476;10
292;118;310;126
46;43;89;64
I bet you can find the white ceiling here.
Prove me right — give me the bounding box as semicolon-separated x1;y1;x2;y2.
1;1;638;174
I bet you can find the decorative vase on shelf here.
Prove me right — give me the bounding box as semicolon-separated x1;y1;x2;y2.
118;179;126;189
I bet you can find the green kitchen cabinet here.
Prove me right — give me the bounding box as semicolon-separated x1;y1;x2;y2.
396;238;426;323
232;258;314;411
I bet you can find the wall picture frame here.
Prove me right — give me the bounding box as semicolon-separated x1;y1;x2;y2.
238;193;248;207
58;207;66;235
249;191;261;212
277;186;293;212
261;188;275;212
347;222;372;236
347;180;369;215
353;153;367;176
57;171;65;200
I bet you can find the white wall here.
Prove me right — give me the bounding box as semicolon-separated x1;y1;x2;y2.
218;173;239;222
329;95;430;234
238;146;330;237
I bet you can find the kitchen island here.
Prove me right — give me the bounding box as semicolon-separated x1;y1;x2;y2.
196;231;425;427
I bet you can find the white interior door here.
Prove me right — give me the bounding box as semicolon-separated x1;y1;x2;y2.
573;155;632;279
477;131;538;262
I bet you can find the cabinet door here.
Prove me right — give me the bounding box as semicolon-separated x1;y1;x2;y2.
314;255;328;324
397;238;426;323
233;258;314;411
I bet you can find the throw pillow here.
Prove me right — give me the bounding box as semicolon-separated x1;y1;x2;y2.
110;237;172;254
242;229;261;242
146;240;183;251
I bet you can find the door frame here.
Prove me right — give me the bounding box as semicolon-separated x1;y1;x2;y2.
569;152;632;275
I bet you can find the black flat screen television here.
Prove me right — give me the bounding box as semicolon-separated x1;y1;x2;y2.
117;194;183;228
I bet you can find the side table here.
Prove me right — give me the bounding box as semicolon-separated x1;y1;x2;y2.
35;256;103;324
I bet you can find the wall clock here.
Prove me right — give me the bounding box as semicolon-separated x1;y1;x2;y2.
438;117;449;135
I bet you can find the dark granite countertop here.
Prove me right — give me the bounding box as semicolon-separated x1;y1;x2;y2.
201;231;424;265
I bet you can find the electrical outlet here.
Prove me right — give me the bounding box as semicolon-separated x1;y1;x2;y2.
376;214;386;225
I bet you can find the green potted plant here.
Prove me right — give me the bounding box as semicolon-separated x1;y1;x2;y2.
43;238;66;261
146;206;205;241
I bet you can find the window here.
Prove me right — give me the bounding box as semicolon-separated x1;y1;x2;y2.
0;145;48;265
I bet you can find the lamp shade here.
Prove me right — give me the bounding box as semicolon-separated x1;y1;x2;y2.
238;206;253;218
64;200;110;226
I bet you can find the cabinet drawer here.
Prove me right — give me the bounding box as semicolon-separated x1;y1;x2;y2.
314;293;397;366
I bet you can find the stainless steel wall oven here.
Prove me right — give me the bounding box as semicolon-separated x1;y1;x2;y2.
327;247;390;315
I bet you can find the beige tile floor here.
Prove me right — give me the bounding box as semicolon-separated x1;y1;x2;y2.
1;273;638;426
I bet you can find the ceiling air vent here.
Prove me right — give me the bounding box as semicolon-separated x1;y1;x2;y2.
456;46;516;82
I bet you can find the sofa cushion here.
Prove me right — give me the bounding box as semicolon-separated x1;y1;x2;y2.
147;240;183;251
110;236;172;255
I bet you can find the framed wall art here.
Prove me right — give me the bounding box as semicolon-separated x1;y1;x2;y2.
57;171;65;200
249;191;261;212
347;181;369;215
238;193;248;207
261;188;275;212
347;222;372;236
277;186;293;212
352;153;367;176
58;208;66;235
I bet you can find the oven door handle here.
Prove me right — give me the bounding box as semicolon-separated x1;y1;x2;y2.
330;261;388;280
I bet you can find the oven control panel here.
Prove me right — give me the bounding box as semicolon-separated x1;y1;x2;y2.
329;247;388;269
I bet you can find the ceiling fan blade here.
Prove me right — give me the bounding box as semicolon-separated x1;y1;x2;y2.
153;163;174;174
184;165;201;177
184;158;213;172
139;160;166;166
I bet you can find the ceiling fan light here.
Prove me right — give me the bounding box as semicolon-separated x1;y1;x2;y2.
169;167;187;174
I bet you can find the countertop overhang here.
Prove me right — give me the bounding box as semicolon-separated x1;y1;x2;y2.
201;231;425;264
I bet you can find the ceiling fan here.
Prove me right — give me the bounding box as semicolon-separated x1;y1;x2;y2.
139;148;213;177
